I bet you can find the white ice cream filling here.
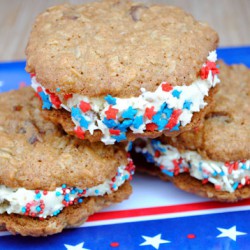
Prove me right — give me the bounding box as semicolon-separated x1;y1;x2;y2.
0;165;133;218
135;139;250;193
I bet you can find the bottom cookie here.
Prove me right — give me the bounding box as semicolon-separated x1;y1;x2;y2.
0;181;131;237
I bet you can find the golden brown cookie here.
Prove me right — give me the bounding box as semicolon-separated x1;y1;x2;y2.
0;88;134;236
132;62;250;202
26;0;219;144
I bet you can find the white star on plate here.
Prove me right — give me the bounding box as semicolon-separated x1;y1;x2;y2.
64;242;90;250
217;226;247;241
140;234;170;249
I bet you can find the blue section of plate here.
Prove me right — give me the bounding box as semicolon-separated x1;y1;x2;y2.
0;46;250;249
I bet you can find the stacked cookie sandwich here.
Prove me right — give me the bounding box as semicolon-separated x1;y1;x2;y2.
132;62;250;202
1;0;221;236
25;0;219;145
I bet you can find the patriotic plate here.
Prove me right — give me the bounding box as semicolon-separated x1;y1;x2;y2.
0;47;250;250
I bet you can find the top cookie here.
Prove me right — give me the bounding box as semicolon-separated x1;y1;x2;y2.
165;62;250;162
0;87;129;190
26;0;218;97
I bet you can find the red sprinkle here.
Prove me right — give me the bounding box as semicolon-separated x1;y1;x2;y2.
215;185;221;190
109;129;121;135
105;106;119;120
200;61;219;80
79;101;91;113
37;87;43;93
161;82;173;92
154;150;161;158
74;126;85;139
165;109;182;130
202;179;208;184
146;123;158;131
64;94;73;100
144;106;156;120
50;93;62;109
35;190;40;194
43;191;48;195
30;73;36;78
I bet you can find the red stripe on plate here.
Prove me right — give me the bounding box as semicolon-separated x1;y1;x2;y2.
88;199;250;222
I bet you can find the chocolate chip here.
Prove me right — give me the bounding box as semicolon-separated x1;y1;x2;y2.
129;5;148;22
28;135;39;144
13;105;23;111
18;127;26;134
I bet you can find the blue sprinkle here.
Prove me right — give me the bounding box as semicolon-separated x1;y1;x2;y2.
56;191;61;197
162;169;174;177
62;184;67;189
70;189;76;194
53;210;61;216
127;141;133;152
21;207;26;213
35;193;41;199
220;171;225;176
78;189;83;194
122;107;137;119
116;119;133;132
104;95;116;105
183;100;192;110
162;106;173;118
133;115;144;129
79;116;89;129
170;122;180;132
95;190;99;194
112;133;127;142
172;89;182;98
151;140;166;153
78;198;83;203
233;182;239;190
38;92;52;110
212;172;217;177
112;184;117;190
152;112;168;131
71;107;82;121
56;88;61;92
103;117;117;128
242;164;247;170
36;206;41;212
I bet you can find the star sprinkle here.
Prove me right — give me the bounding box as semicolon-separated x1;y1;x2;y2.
140;234;170;249
165;109;182;130
122;106;137;119
74;126;85;139
183;100;192;110
146;123;158;131
144;106;157;120
161;82;173;92
217;226;247;241
79;101;91;113
200;61;219;80
105;94;117;105
172;89;182;98
105;106;119;120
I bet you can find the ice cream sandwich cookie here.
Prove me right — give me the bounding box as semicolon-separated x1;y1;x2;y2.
133;62;250;202
0;88;134;236
26;0;219;144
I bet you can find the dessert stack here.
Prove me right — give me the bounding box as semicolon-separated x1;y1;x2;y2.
0;0;233;236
